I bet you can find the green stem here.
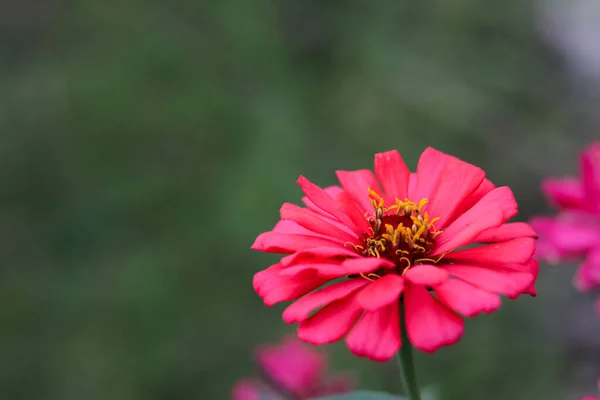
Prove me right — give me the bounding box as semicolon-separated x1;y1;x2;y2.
396;301;421;400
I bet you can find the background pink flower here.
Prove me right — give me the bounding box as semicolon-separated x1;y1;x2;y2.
232;336;352;400
531;142;600;302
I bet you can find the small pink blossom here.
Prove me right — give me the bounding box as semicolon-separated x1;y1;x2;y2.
232;336;352;400
531;142;600;308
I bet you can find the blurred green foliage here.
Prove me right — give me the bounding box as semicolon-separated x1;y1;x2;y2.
0;0;592;399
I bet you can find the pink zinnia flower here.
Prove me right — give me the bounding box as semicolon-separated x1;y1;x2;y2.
581;379;600;400
232;336;352;400
531;142;600;311
252;148;538;361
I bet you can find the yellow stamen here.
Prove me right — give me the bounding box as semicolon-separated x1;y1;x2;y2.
359;273;381;281
344;242;364;251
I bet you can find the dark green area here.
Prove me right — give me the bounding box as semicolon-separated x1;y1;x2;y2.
0;1;592;399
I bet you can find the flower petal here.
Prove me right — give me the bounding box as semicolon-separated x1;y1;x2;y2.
581;142;600;211
251;231;344;254
253;264;329;306
302;186;344;216
280;247;360;267
374;150;410;202
345;301;401;362
432;187;516;256
403;265;449;286
574;247;600;291
443;179;496;228
408;173;417;196
443;264;534;298
434;279;501;317
355;274;404;311
279;262;348;278
334;191;373;233
445;237;536;266
232;380;262;400
283;280;369;323
335;169;382;213
341;257;395;274
297;295;363;345
404;285;464;353
542;178;585;210
473;222;538;243
257;336;325;396
280;203;358;242
412;147;485;230
297;176;360;231
522;259;539;297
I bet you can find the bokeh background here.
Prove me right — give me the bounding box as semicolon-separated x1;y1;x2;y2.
1;1;600;399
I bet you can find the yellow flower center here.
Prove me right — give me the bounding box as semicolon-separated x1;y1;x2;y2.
346;189;444;280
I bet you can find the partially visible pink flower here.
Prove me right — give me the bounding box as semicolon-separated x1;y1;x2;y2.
531;142;600;301
232;336;353;400
580;379;600;400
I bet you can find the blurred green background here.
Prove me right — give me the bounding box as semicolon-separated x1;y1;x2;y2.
1;1;599;399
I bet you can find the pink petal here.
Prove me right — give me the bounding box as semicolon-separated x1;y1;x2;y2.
460;179;496;212
434;278;501;317
297;295;363;345
283;280;369;323
279;262;348;278
549;218;600;255
355;274;404;311
412;147;485;230
297;176;358;231
443;264;534;298
403;265;449;286
345;301;401;362
302;186;344;216
374;150;410;202
253;264;329;306
334;191;373;233
335;169;382;213
341;257;395;274
272;220;327;236
541;178;585;209
432;187;516;256
232;380;262;400
445;237;536;266
251;231;345;254
281;257;392;284
473;222;538;243
271;220;347;241
280;247;360;267
280;203;358;242
581;142;600;211
574;248;600;291
258;336;325;396
522;259;539;297
408;173;417;196
404;285;464;353
443;179;496;228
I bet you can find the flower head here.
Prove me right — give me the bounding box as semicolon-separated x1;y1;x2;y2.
531;142;600;299
252;148;538;361
232;336;352;400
